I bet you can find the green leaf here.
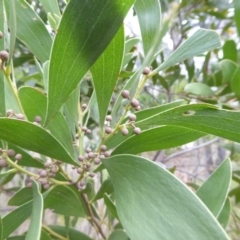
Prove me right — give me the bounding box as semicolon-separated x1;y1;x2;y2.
102;155;229;240
134;0;161;55
0;118;76;164
0;215;3;240
2;201;32;239
4;0;52;62
91;25;124;127
234;0;240;37
45;0;134;125
220;59;238;84
222;40;237;62
196;158;231;217
8;187;33;206
40;230;51;240
44;185;86;217
48;226;93;240
184;82;214;96
19;87;75;159
26;180;43;240
0;0;4;116
113;126;205;155
7;0;16;63
136;104;240;144
91;178;114;202
108;229;130;240
218;198;231;229
0;169;16;180
231;67;240;98
104;194;119;220
38;0;61;16
154;29;221;72
64;84;80;127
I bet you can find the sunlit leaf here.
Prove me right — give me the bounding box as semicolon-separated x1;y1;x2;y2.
91;25;124;127
4;0;52;62
136;104;240;144
134;0;161;55
45;0;134;125
103;155;229;240
196;158;231;217
155;29;221;72
0;118;76;164
26;180;43;240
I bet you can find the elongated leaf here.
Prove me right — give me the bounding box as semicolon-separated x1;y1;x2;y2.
0;215;2;240
104;194;119;220
38;0;61;16
4;0;52;62
231;67;240;98
234;0;240;37
7;0;16;63
108;230;129;240
184;82;214;96
46;0;134;125
134;0;161;55
103;155;229;240
136;104;240;143
91;178;114;202
113;126;205;155
0;169;16;180
196;158;231;217
2;201;32;239
0;0;5;117
19;87;75;158
26;180;43;240
218;198;231;229
44;185;86;217
155;29;221;72
222;40;237;62
0;118;76;164
48;226;93;240
91;25;124;127
220;59;238;84
8;187;33;206
40;230;52;240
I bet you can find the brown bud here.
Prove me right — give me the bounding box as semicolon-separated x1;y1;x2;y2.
129;114;136;122
0;31;3;39
142;66;151;75
0;158;8;167
15;153;22;161
82;103;87;111
34;116;42;123
104;151;111;157
121;128;129;136
131;99;139;108
94;157;101;165
105;127;113;134
0;50;9;62
121;90;130;99
106;115;112;121
100;145;107;152
133;127;141;135
7;149;15;157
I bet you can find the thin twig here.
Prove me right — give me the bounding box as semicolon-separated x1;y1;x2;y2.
162;138;219;163
81;193;107;240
